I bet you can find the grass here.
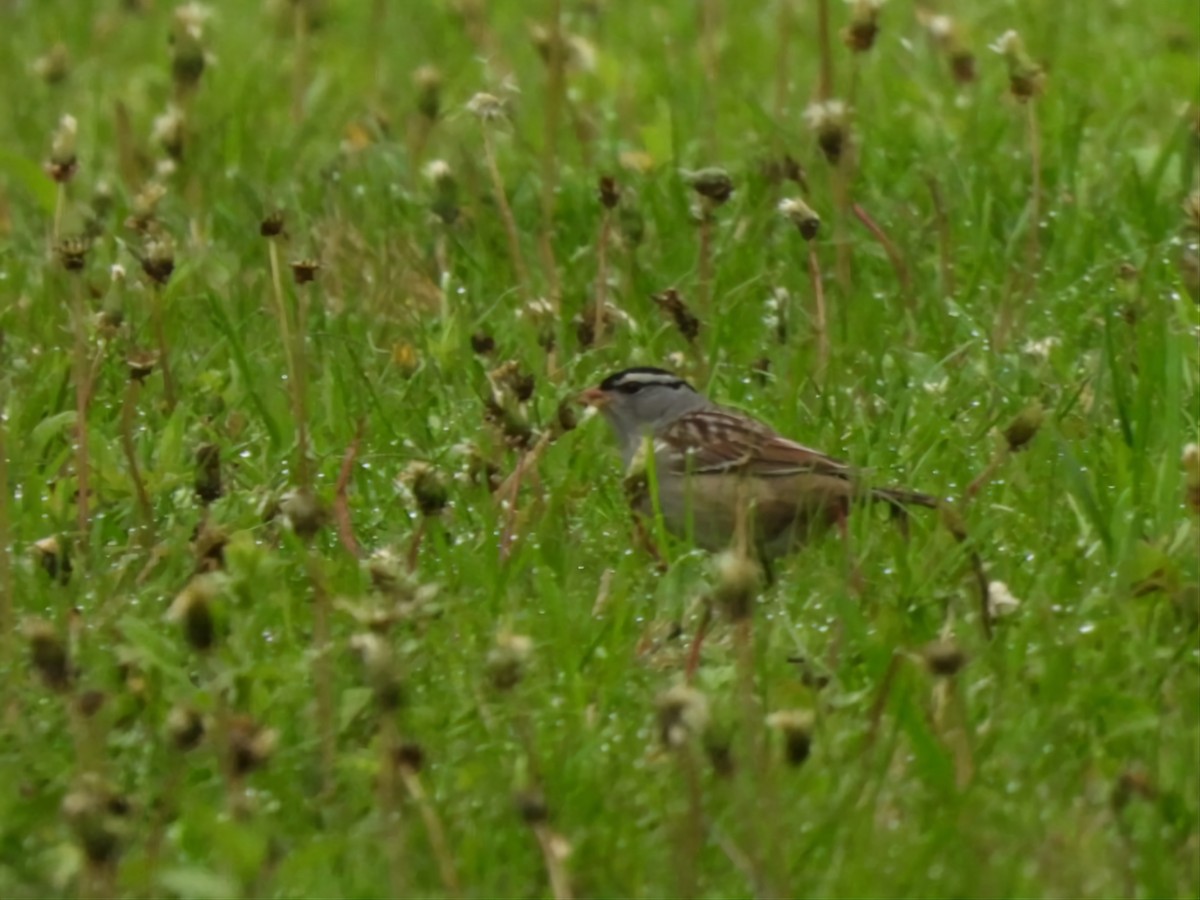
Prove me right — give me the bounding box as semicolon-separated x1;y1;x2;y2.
0;0;1198;897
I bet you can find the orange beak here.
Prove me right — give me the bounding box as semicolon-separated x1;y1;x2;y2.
577;386;610;408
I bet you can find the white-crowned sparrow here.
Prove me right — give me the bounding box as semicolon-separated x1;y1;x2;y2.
580;366;941;558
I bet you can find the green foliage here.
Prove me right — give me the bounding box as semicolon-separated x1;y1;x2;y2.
0;0;1197;897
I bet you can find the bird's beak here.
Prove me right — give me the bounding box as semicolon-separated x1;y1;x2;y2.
577;387;610;408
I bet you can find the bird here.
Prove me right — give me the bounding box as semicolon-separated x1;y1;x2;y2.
579;366;941;558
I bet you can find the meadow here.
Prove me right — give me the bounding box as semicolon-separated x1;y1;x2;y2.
0;0;1198;897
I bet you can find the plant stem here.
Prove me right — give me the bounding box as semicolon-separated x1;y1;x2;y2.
773;0;794;129
293;280;312;492
926;175;955;299
698;202;714;316
700;0;720;157
52;181;67;248
0;411;10;661
593;207;612;344
831;162;852;298
71;277;90;548
481;127;531;303
150;283;177;412
807;242;829;380
399;766;462;897
539;0;565;312
673;745;704;899
533;822;573;900
292;1;309;123
333;419;365;558
816;0;834;100
267;238;308;488
305;550;336;799
1025;100;1042;279
852;202;912;302
378;714;407;898
119;379;154;544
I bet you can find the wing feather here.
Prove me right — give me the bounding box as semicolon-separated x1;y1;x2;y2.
658;408;853;480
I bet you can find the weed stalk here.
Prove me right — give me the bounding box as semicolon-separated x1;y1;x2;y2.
69;274;91;548
538;0;565;311
480;120;531;303
118;378;154;544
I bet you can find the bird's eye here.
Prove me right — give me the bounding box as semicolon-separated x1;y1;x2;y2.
616;382;644;395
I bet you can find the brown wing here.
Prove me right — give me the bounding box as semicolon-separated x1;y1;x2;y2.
658;407;854;480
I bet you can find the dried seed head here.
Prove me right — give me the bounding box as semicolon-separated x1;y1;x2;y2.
804;100;852;164
652;288;700;343
424;158;454;184
192;523;229;574
711;549;763;622
166;704;205;752
990;30;1044;101
466;92;507;123
1002;402;1044;452
280;488;329;541
987;580;1022;619
394;741;425;772
766;709;815;766
554;397;578;436
767;154;808;189
56;236;91;273
949;49;977;83
76;689;106;719
843;0;883;53
141;235;175;285
682;167;734;205
260;211;285;237
921;639;967;677
401;462;449;517
34;43;70;85
151;105;186;159
127;181;168;232
351;632;404;711
62;776;129;866
703;728;736;777
1111;767;1156;812
126;349;158;382
778;196;821;240
656;684;710;749
597;174;619;209
290;258;320;285
529;22;558;61
47;113;78;182
166;575;221;653
486;631;533;691
471;331;496;355
194;442;222;504
514;788;549;825
920;7;972;79
483;394;534;450
33;536;71;583
355;553;441;625
25;618;72;691
226;715;278;777
490;360;537;403
429;162;460;224
170;3;211;91
413;65;443;121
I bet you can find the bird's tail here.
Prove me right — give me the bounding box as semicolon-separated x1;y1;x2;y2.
871;486;939;510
